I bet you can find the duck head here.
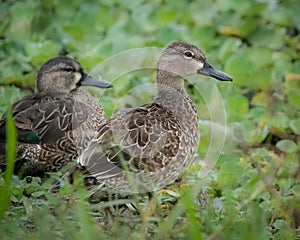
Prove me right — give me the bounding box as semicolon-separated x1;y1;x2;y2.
36;56;112;94
157;41;233;86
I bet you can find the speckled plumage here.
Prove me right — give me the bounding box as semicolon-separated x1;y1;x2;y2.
0;56;112;177
79;41;233;193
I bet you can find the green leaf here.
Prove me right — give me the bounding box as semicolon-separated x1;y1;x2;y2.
290;118;300;135
193;25;217;50
226;94;249;120
218;38;242;62
11;187;23;202
241;120;270;146
225;55;253;84
225;55;270;89
217;161;243;188
287;90;300;110
248;26;285;49
276;139;297;153
270;112;290;131
283;78;300;92
247;47;273;68
31;191;45;198
155;6;178;24
25;40;61;65
265;6;291;26
7;1;36;40
251;91;269;107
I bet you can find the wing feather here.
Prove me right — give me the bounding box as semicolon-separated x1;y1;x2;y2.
80;103;182;179
0;94;92;145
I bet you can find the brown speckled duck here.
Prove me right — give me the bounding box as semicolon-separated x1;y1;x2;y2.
79;41;232;193
0;56;112;177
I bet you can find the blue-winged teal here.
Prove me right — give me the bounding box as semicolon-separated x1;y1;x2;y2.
79;41;232;193
0;56;112;177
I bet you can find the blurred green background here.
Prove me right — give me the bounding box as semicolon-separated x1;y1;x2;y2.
0;0;300;239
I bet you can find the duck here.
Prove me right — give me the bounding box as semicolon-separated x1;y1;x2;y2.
0;56;112;177
78;41;232;193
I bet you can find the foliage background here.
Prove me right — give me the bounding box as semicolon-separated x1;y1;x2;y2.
0;0;299;239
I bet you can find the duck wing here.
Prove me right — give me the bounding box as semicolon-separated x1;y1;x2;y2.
0;95;40;144
79;103;182;181
0;94;93;145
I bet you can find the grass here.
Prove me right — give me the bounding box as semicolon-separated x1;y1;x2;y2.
0;0;300;239
0;109;16;221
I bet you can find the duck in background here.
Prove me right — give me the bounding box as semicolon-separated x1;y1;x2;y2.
0;56;112;177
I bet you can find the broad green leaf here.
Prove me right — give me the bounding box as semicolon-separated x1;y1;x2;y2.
226;94;249;120
238;119;270;145
192;25;217;50
25;40;61;65
276;139;297;154
225;55;257;89
247;47;273;68
31;191;45;198
156;6;178;24
7;1;36;40
226;54;272;89
248;26;285;49
11;187;23;202
283;78;300;92
269;112;290;130
218;38;242;62
290;118;300;135
218;161;243;188
247;124;270;146
287;90;300;110
251;91;269;107
265;6;291;26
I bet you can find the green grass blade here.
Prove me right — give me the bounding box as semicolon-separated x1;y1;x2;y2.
181;186;202;240
0;109;16;220
75;200;100;240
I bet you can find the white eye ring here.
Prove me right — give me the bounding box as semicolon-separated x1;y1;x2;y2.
184;51;194;59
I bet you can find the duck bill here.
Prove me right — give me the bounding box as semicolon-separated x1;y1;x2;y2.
197;62;233;81
80;72;113;88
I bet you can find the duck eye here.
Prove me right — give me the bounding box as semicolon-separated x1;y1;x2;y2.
64;66;74;72
184;51;194;58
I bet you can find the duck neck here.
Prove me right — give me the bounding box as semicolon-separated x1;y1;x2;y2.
156;70;184;95
155;70;197;121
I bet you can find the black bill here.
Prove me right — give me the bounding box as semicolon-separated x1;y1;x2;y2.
81;72;113;88
197;61;233;81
